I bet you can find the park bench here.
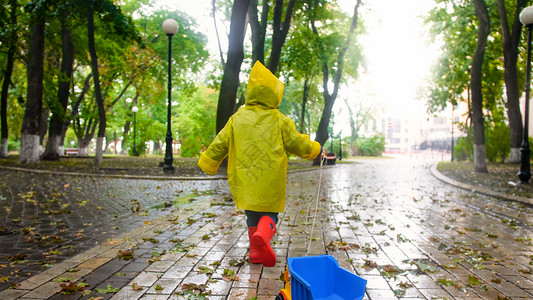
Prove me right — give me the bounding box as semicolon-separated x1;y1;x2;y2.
325;152;336;165
64;148;79;156
313;152;337;165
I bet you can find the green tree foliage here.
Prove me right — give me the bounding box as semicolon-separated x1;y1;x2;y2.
309;0;364;145
175;86;218;157
2;0;368;162
278;0;364;141
422;0;526;167
454;104;511;162
355;134;385;157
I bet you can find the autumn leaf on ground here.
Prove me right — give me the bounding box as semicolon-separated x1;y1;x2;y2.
21;227;35;235
398;281;413;289
229;258;246;267
8;253;27;262
177;283;211;297
59;282;86;294
467;274;483;286
95;283;119;294
222;269;238;281
485;232;498;238
198;266;214;275
363;259;377;268
408;259;438;273
380;265;405;278
117;249;135;260
65;268;80;273
201;212;216;218
142;237;158;244
436;278;455;286
132;283;143;291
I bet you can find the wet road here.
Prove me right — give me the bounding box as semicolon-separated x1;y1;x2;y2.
0;168;229;290
0;158;532;299
300;158;533;299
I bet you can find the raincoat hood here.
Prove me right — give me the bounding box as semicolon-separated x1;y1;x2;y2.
245;61;284;109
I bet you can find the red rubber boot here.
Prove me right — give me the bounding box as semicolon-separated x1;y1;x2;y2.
248;227;261;264
252;216;277;267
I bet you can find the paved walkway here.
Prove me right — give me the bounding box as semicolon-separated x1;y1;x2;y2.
0;158;532;299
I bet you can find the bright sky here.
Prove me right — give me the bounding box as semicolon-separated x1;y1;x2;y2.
335;0;441;135
155;0;442;136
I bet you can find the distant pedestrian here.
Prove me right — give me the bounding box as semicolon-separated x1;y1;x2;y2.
198;61;325;267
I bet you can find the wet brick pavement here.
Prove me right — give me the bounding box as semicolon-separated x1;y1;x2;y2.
0;158;532;299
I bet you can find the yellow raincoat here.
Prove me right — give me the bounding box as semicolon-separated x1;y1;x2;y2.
198;61;321;212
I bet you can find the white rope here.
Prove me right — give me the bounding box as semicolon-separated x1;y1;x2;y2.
308;156;325;254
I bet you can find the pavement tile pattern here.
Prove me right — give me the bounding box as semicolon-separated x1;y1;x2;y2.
0;159;532;299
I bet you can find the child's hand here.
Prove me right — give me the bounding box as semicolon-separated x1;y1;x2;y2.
321;147;327;158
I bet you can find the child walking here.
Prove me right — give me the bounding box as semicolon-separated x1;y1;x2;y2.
198;61;324;267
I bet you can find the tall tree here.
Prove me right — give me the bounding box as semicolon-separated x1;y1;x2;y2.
248;0;297;73
267;0;296;73
312;0;362;145
0;0;18;157
497;0;527;163
19;2;47;163
216;0;250;133
42;8;75;160
471;0;490;172
70;73;96;156
248;0;268;65
87;0;106;166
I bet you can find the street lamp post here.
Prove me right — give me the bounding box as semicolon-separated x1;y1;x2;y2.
132;106;138;156
161;19;178;173
451;104;454;162
519;6;533;183
338;132;342;160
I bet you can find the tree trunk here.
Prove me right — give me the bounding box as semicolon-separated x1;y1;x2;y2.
212;0;226;68
43;11;74;160
39;107;48;145
498;0;527;163
216;0;251;133
344;98;357;156
77;141;89;156
0;0;17;158
472;0;489;173
313;0;362;145
300;78;309;133
267;0;296;74
248;0;267;65
122;120;131;154
153;140;161;154
88;0;106;166
65;73;92;145
20;18;46;163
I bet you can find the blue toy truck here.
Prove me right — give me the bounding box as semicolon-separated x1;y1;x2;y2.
276;255;367;300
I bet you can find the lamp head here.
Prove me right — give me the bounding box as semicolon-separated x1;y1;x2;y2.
132;106;138;113
520;6;533;26
162;19;179;36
